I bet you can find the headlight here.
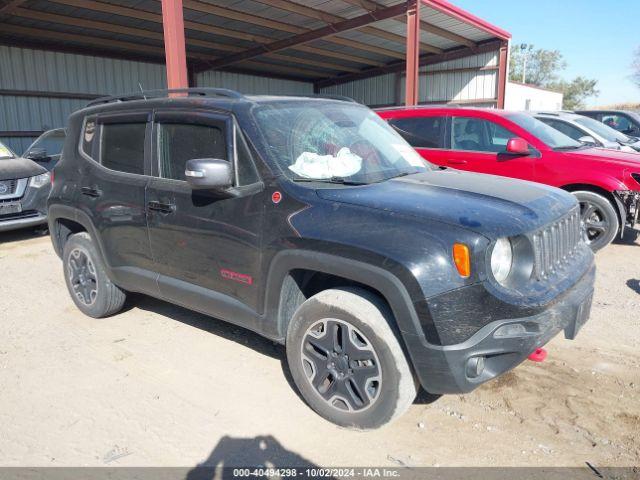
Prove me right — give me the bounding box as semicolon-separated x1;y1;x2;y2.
491;238;513;284
29;172;51;188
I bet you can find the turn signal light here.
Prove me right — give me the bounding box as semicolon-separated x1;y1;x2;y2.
453;243;471;278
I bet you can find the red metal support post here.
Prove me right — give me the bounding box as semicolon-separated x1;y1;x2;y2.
405;0;420;106
496;41;508;109
161;0;189;89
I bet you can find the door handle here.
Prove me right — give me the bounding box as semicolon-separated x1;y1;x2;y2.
81;186;102;197
147;200;175;214
447;159;468;165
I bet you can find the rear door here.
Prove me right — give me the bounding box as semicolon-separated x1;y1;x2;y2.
445;116;535;181
146;109;265;313
387;114;450;166
77;111;156;292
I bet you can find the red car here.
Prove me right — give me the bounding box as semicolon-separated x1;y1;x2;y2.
377;106;640;251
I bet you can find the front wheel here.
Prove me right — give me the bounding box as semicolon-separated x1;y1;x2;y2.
572;191;619;252
286;287;417;429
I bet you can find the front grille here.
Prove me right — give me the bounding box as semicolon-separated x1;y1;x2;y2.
532;209;581;280
0;179;17;195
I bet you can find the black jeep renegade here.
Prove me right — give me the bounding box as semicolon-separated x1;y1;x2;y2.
48;89;595;429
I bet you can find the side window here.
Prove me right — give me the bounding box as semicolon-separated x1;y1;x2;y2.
539;119;583;141
157;122;227;181
235;126;260;186
602;114;632;133
388;117;445;148
451;117;515;153
100;122;146;175
31;129;66;157
81;117;98;160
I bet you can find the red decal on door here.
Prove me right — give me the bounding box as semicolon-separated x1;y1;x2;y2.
220;269;253;285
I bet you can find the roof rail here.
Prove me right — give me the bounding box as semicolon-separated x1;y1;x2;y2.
87;88;244;107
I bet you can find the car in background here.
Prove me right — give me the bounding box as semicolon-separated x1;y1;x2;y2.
22;128;66;168
576;110;640;138
0;139;51;232
377;106;640;251
534;111;640;153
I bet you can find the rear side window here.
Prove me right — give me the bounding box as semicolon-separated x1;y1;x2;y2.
388;117;445;148
157;122;227;181
100;123;146;175
80;117;98;160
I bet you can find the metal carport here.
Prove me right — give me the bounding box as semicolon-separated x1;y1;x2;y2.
0;0;510;152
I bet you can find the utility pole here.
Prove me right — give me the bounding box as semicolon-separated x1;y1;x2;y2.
520;43;528;84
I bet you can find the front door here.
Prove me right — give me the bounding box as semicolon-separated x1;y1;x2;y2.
146;110;265;314
444;116;535;181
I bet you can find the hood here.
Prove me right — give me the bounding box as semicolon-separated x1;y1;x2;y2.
0;157;47;181
562;147;640;168
316;169;577;238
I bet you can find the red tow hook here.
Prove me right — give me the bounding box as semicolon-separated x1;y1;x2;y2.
528;348;547;362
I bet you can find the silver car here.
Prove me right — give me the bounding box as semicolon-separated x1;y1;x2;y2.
534;111;640;153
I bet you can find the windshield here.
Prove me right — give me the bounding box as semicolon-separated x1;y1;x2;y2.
574;116;630;143
505;112;582;149
0;141;16;160
252;101;431;184
26;129;66;157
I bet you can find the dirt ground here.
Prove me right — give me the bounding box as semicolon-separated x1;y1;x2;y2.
0;227;638;470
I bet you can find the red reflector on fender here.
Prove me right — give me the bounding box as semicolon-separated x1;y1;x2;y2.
528;348;547;362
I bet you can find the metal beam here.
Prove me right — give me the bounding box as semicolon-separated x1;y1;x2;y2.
0;0;26;14
161;0;188;89
340;0;474;49
0;25;322;81
315;40;503;88
204;2;409;70
496;41;509;108
405;0;420;106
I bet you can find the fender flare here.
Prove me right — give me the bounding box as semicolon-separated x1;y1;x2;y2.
263;250;425;341
47;204;109;263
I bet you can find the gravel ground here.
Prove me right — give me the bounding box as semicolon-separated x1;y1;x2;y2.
0;228;638;469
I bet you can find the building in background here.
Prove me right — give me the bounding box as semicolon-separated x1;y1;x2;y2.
504;81;564;112
0;0;510;153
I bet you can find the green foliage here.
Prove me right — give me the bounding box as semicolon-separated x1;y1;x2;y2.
509;44;566;86
547;77;600;110
509;43;598;109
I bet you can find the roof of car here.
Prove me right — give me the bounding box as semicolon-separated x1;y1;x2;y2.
375;105;518;117
531;111;582;120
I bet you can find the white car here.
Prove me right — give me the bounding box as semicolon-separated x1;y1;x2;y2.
534;111;640;153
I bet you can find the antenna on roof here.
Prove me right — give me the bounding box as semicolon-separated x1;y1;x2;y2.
138;82;147;100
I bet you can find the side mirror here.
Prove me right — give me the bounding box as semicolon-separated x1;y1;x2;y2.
578;135;597;145
505;137;530;155
185;158;232;191
26;147;49;161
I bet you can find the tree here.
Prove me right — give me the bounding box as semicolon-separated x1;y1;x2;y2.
509;43;566;86
547;77;600;110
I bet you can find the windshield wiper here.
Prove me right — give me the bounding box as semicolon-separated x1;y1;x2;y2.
554;145;587;151
291;176;368;185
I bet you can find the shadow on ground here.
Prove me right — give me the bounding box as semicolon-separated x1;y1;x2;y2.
0;225;48;245
626;279;640;294
185;435;329;480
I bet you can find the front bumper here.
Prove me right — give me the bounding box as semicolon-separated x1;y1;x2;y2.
404;262;595;394
0;181;49;233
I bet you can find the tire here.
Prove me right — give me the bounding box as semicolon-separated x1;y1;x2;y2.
62;232;126;318
572;191;619;252
286;287;417;429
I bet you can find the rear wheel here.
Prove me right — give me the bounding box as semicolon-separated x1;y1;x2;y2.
62;232;126;318
572;191;619;252
286;287;417;429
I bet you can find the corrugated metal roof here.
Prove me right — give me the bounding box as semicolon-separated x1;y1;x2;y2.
0;0;509;82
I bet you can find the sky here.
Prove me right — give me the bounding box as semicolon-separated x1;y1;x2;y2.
453;0;638;107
